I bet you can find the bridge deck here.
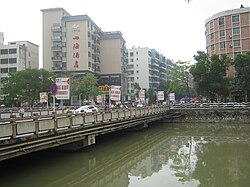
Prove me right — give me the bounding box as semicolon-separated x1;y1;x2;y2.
0;106;169;161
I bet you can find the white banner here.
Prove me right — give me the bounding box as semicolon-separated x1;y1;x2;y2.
55;78;70;100
110;85;121;101
139;90;145;100
168;93;175;101
157;91;164;101
40;92;48;102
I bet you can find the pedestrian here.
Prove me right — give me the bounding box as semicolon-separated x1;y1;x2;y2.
19;108;25;118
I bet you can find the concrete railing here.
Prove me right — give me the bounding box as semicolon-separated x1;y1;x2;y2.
0;106;169;142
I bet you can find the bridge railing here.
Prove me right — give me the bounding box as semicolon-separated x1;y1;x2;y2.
0;106;169;144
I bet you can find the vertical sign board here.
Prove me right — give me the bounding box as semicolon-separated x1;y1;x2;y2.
110;86;121;101
55;78;70;100
168;93;175;101
157;91;165;101
40;92;48;102
139;90;145;100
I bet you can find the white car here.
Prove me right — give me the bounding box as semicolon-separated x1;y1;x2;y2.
73;105;98;114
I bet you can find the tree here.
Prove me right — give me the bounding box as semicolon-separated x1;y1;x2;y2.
167;61;192;99
147;88;155;104
134;82;141;100
71;73;100;104
233;52;250;101
190;51;230;102
2;69;54;106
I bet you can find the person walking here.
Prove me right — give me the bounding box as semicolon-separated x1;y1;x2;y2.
19;108;25;118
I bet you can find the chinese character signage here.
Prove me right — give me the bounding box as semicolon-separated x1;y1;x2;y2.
139;90;145;100
157;91;164;101
55;78;70;100
168;93;175;101
99;86;110;94
110;86;121;101
40;92;48;103
72;25;80;69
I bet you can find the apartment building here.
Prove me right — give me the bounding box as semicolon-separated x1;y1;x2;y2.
0;37;39;100
99;31;128;101
205;6;250;76
41;8;127;101
126;47;169;101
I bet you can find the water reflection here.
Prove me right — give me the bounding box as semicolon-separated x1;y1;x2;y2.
1;123;250;187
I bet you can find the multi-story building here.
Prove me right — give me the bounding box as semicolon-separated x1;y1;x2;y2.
41;8;127;102
126;47;169;101
99;31;128;101
0;36;39;100
205;6;250;76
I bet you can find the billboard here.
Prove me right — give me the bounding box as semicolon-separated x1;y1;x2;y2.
40;92;48;103
168;93;175;101
139;90;145;100
55;78;70;100
110;85;121;101
157;91;164;101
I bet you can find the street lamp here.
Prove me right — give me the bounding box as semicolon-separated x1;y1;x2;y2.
79;93;82;106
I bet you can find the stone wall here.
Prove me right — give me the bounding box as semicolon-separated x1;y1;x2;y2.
167;109;250;123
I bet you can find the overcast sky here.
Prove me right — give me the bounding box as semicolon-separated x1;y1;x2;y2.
0;0;249;67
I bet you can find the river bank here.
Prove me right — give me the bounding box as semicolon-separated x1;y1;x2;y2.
166;108;250;123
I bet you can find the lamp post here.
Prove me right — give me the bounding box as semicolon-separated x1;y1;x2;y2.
50;82;57;113
79;93;82;106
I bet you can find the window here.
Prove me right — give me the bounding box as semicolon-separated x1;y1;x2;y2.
232;15;239;22
234;52;241;58
210;21;214;29
210;33;214;41
0;68;8;73
211;44;214;51
9;58;17;64
233;27;240;35
219;17;224;25
219;30;225;37
130;59;134;62
130;52;134;56
88;61;91;68
0;49;8;55
220;42;225;49
233;40;240;47
9;48;17;54
0;59;8;64
9;67;17;73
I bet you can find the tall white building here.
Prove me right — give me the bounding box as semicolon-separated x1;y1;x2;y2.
0;39;39;100
126;47;169;101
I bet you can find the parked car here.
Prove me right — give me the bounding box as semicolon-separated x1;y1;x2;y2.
73;105;98;114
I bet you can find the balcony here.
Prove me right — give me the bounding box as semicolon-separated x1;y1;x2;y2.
51;26;61;31
51;36;62;41
51;57;62;61
51;46;62;51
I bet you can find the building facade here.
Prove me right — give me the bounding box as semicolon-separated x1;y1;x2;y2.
0;39;39;100
205;6;250;76
126;47;169;101
41;8;127;102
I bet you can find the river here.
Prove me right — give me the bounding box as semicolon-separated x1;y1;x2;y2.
1;122;250;187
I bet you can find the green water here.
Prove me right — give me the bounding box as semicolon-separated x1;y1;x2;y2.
1;123;250;187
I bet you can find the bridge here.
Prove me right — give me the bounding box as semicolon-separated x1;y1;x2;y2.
0;106;170;161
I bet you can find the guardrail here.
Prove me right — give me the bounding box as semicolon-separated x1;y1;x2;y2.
0;106;169;145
